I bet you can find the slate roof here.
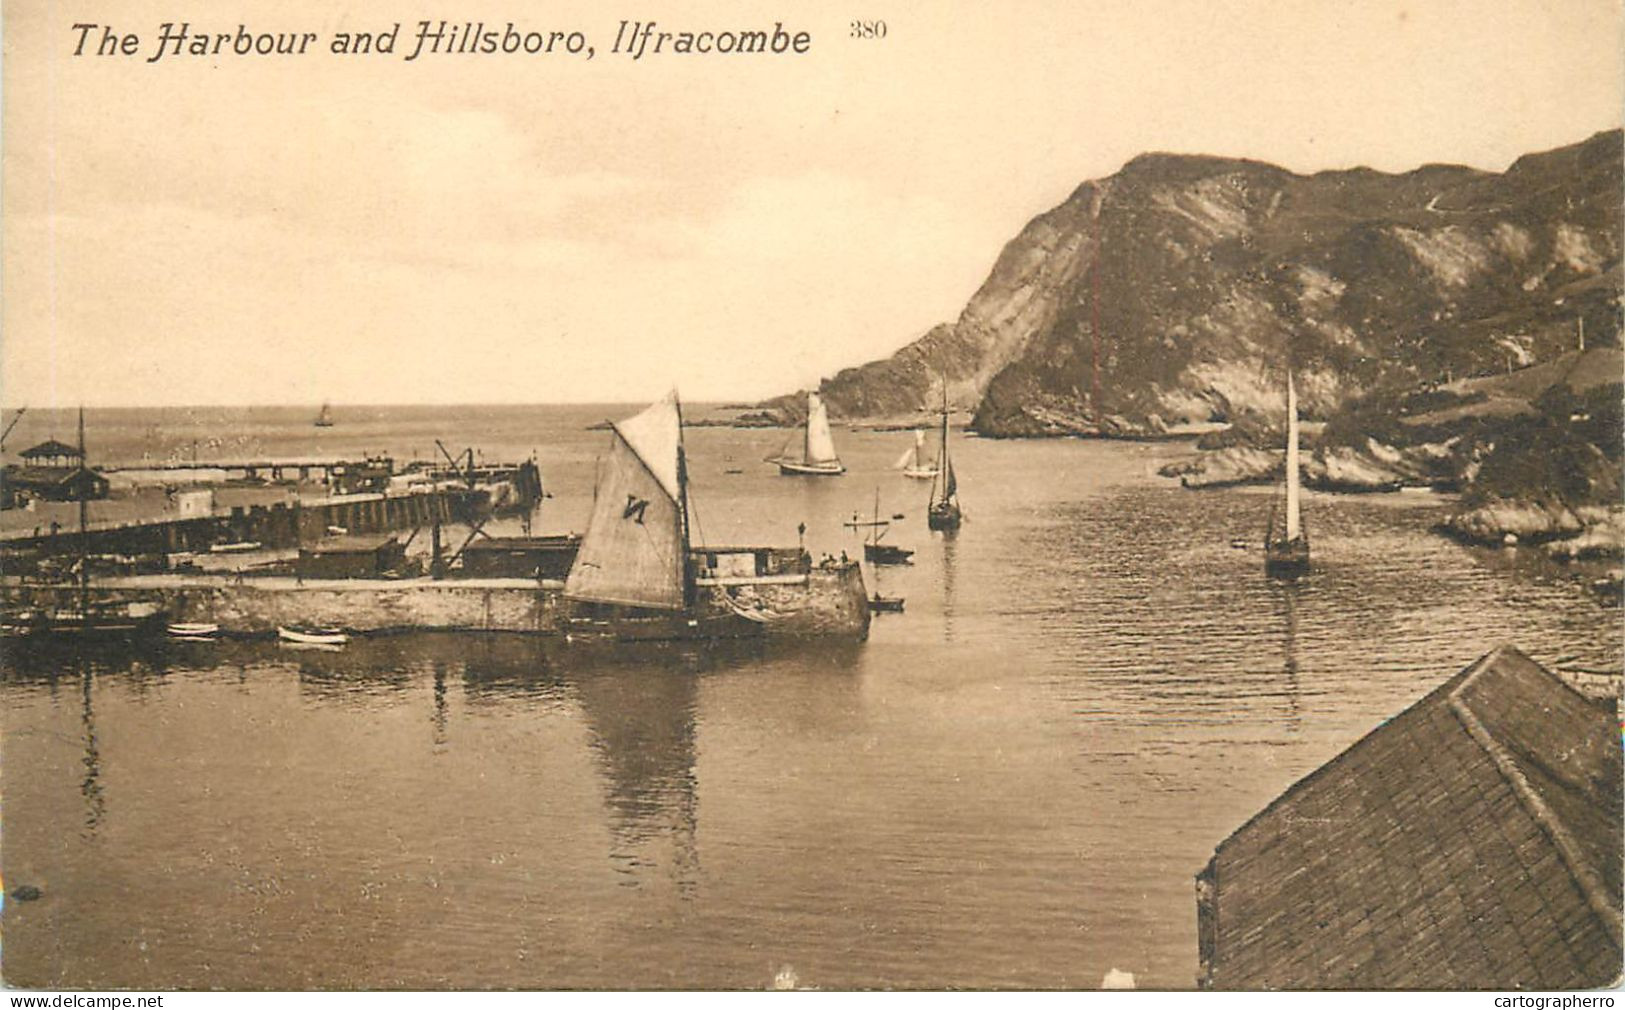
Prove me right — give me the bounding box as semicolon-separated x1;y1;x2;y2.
1199;645;1623;990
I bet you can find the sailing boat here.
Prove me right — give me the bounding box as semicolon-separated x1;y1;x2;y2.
1264;371;1310;577
3;408;166;640
314;403;335;428
862;488;913;565
767;392;845;476
927;392;962;531
895;428;939;479
567;392;871;641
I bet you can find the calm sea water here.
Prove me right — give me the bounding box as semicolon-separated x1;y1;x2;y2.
3;405;1619;989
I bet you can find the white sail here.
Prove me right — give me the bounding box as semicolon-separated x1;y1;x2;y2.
1285;372;1301;542
565;392;688;610
893;431;922;470
804;393;840;465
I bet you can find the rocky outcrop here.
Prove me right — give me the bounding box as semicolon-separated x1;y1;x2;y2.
1163;447;1282;489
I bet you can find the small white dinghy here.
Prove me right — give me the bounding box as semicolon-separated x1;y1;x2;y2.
277;625;350;646
168;622;220;640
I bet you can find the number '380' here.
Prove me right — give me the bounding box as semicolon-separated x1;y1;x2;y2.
849;20;887;39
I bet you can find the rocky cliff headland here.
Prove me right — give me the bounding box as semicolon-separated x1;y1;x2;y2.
769;129;1623;571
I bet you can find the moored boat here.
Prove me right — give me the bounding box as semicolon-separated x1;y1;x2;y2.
3;599;167;640
168;621;220;639
896;429;939;479
767;393;845;476
277;624;350;645
568;392;869;642
861;488;912;564
927;391;962;531
1264;371;1310;578
869;593;905;613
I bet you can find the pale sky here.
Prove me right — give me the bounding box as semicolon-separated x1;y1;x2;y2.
3;0;1621;407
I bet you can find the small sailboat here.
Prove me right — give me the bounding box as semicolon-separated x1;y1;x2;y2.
278;625;350;646
895;429;939;479
767;393;845;476
314;403;335;428
862;488;913;565
927;392;962;531
1264;371;1310;578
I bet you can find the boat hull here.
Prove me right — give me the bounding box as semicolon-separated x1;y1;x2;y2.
277;625;350;645
776;460;846;476
864;544;913;565
1264;537;1310;578
927;504;962;531
901;467;938;480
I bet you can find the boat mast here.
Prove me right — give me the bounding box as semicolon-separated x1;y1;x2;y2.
1285;371;1301;542
934;385;952;506
675;394;694;605
77;406;90;621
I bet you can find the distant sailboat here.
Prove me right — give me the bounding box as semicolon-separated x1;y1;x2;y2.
1264;371;1310;577
768;393;845;476
927;392;962;531
314;403;335;428
895;429;939;479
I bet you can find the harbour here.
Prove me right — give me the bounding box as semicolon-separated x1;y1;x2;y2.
2;417;1617;988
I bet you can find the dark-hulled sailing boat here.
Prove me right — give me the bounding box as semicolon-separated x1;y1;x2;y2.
314;403;335;428
862;488;913;565
565;392;871;641
1264;372;1309;578
927;392;961;531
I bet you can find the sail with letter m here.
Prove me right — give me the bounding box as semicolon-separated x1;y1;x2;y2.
565;392;689;610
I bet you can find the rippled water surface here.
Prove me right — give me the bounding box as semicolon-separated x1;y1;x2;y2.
3;406;1619;988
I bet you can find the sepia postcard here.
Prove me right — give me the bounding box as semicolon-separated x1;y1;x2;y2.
1;0;1622;994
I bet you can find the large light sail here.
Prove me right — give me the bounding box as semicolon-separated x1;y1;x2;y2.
565;393;687;610
1285;372;1301;542
805;393;839;465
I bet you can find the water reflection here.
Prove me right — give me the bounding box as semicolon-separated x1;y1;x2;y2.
574;657;700;892
1268;581;1303;732
941;532;959;643
80;662;104;837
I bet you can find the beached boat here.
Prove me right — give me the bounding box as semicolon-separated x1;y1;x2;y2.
314;403;335;428
567;392;869;642
895;428;939;479
927;393;962;531
277;624;350;645
767;393;845;476
1264;371;1310;578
